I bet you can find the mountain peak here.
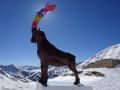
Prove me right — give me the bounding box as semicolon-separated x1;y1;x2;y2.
78;44;120;69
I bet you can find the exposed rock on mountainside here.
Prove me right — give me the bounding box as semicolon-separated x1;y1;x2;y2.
84;59;120;69
78;44;120;69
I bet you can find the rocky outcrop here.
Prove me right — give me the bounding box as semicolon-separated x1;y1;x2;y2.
84;71;105;77
84;59;120;69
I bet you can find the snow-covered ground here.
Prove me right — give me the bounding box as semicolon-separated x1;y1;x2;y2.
1;68;120;90
86;68;120;90
0;74;36;90
48;68;120;90
2;68;120;90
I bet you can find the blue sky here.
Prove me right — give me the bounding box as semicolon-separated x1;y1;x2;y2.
0;0;120;66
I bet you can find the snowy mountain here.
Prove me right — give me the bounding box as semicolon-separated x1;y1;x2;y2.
0;64;70;89
0;64;20;73
0;64;69;82
0;68;10;77
19;65;40;70
77;44;120;69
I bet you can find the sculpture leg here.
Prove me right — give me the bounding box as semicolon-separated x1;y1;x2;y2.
68;64;80;85
42;65;48;84
39;63;44;83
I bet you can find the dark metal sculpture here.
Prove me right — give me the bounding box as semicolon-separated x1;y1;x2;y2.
31;28;80;85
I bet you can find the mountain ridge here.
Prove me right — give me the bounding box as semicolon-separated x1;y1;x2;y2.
77;44;120;69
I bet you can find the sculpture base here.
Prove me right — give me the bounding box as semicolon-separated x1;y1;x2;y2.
36;82;93;90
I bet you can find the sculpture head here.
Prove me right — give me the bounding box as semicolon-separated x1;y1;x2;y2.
31;28;45;43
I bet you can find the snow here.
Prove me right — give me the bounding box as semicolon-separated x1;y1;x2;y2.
0;74;36;90
1;68;120;90
115;64;120;68
86;68;120;90
48;68;120;90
